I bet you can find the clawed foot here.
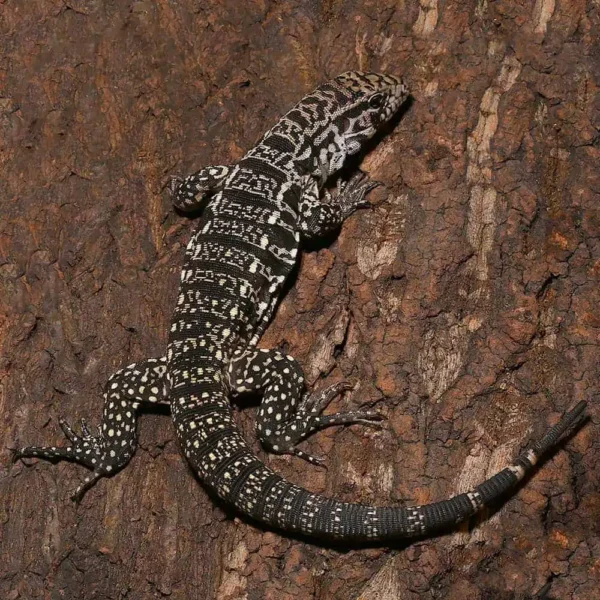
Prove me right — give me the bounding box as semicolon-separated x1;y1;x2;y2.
300;381;384;432
59;417;105;456
263;381;385;466
299;381;354;415
329;172;381;218
13;418;124;502
14;417;105;468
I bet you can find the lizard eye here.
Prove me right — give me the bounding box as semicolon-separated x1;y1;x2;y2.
368;94;384;109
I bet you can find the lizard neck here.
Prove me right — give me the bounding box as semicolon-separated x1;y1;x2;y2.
246;83;354;185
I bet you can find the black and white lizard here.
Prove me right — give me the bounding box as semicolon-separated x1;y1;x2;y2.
15;71;586;541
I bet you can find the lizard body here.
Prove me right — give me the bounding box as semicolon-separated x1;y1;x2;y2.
16;72;586;541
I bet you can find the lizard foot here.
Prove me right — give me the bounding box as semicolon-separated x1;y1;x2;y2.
329;172;381;218
261;381;385;466
14;417;129;502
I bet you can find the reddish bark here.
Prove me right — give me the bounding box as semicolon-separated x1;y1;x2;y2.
1;1;598;599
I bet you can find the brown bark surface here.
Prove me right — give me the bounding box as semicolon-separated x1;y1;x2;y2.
1;1;599;599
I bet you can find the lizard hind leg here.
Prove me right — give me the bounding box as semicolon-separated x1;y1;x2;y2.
228;350;383;466
14;356;169;501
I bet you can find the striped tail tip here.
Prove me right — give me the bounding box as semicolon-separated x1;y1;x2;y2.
533;401;587;457
473;401;587;507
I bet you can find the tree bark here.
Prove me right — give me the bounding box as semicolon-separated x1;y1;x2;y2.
1;1;598;599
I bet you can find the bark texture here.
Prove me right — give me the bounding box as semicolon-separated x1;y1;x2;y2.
1;1;599;599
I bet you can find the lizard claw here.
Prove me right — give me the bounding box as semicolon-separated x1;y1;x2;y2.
70;471;104;503
80;418;92;438
350;411;386;428
300;380;355;415
336;172;382;217
59;418;80;443
289;448;327;468
11;447;24;464
167;175;184;197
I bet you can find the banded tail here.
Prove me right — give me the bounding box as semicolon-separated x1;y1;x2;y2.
181;392;586;540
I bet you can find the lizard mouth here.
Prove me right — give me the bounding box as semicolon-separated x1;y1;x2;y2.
345;126;376;140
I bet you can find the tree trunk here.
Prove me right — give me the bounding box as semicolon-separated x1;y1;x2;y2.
1;1;598;599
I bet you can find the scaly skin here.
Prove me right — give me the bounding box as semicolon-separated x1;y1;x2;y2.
15;72;586;540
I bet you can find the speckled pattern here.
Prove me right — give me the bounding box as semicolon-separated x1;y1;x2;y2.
15;72;586;540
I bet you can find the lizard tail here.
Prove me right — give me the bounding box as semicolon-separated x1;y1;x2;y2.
183;400;586;541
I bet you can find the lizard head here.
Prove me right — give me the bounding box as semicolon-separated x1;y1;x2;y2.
331;71;409;154
297;71;408;180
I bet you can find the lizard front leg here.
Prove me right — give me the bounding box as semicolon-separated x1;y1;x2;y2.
298;172;379;240
14;357;169;501
228;350;383;466
169;164;234;211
